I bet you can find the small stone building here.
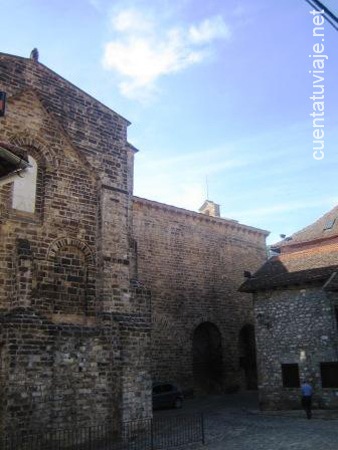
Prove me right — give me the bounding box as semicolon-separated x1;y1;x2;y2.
240;206;338;410
0;50;268;437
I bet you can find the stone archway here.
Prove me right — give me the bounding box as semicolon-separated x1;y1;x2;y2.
239;324;257;390
192;322;223;394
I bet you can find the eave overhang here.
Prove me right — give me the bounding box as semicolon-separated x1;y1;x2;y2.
0;143;31;179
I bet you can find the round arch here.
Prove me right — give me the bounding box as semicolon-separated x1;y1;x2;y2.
9;132;59;170
47;237;94;266
192;321;223;394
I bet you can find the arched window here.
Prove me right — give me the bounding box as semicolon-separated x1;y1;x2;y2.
12;156;38;213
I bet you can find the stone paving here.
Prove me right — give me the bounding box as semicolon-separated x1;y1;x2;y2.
155;392;338;450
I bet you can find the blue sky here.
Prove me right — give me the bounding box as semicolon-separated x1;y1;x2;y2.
2;0;338;243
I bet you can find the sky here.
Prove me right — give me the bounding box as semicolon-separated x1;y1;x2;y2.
1;0;338;244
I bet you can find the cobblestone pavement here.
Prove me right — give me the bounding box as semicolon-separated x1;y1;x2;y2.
155;392;338;450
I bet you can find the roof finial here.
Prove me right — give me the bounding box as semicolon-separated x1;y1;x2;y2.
30;48;39;62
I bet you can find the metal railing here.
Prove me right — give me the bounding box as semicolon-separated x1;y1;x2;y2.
2;413;205;450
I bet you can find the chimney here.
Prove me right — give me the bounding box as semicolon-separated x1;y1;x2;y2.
198;200;220;218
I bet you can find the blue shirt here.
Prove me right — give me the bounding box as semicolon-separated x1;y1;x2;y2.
301;383;313;397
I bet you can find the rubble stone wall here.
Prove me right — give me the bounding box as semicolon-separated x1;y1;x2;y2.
254;288;338;410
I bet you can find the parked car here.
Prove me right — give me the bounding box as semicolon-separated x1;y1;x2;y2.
152;382;183;410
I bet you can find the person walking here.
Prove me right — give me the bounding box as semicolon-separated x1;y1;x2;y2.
301;380;313;419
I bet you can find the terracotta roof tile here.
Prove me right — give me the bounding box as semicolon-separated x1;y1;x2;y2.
273;205;338;250
240;242;338;292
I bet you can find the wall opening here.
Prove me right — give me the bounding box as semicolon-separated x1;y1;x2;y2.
281;363;300;388
239;324;258;390
192;322;223;394
321;362;338;388
12;155;38;213
334;306;338;329
0;342;4;432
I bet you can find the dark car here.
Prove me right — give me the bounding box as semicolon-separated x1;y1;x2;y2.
152;382;183;409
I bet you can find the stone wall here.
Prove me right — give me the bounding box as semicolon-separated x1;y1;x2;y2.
0;312;121;433
254;287;338;410
0;51;269;436
0;53;137;313
0;53;151;435
132;197;268;393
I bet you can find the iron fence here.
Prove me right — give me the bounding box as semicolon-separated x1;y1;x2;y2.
1;413;205;450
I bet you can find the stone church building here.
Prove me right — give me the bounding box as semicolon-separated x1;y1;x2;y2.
0;51;268;436
241;206;338;410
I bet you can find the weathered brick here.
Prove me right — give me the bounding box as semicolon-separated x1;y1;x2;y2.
0;51;268;439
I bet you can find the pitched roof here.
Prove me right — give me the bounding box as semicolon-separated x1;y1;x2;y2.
0;52;131;166
240;241;338;292
274;205;338;250
0;52;130;125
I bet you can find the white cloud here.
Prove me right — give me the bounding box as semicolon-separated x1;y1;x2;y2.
111;8;154;33
102;9;231;100
188;16;231;44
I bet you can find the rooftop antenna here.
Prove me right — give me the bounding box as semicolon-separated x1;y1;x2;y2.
206;175;209;200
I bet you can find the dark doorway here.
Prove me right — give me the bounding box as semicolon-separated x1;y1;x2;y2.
239;324;257;390
0;343;4;433
193;322;223;394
